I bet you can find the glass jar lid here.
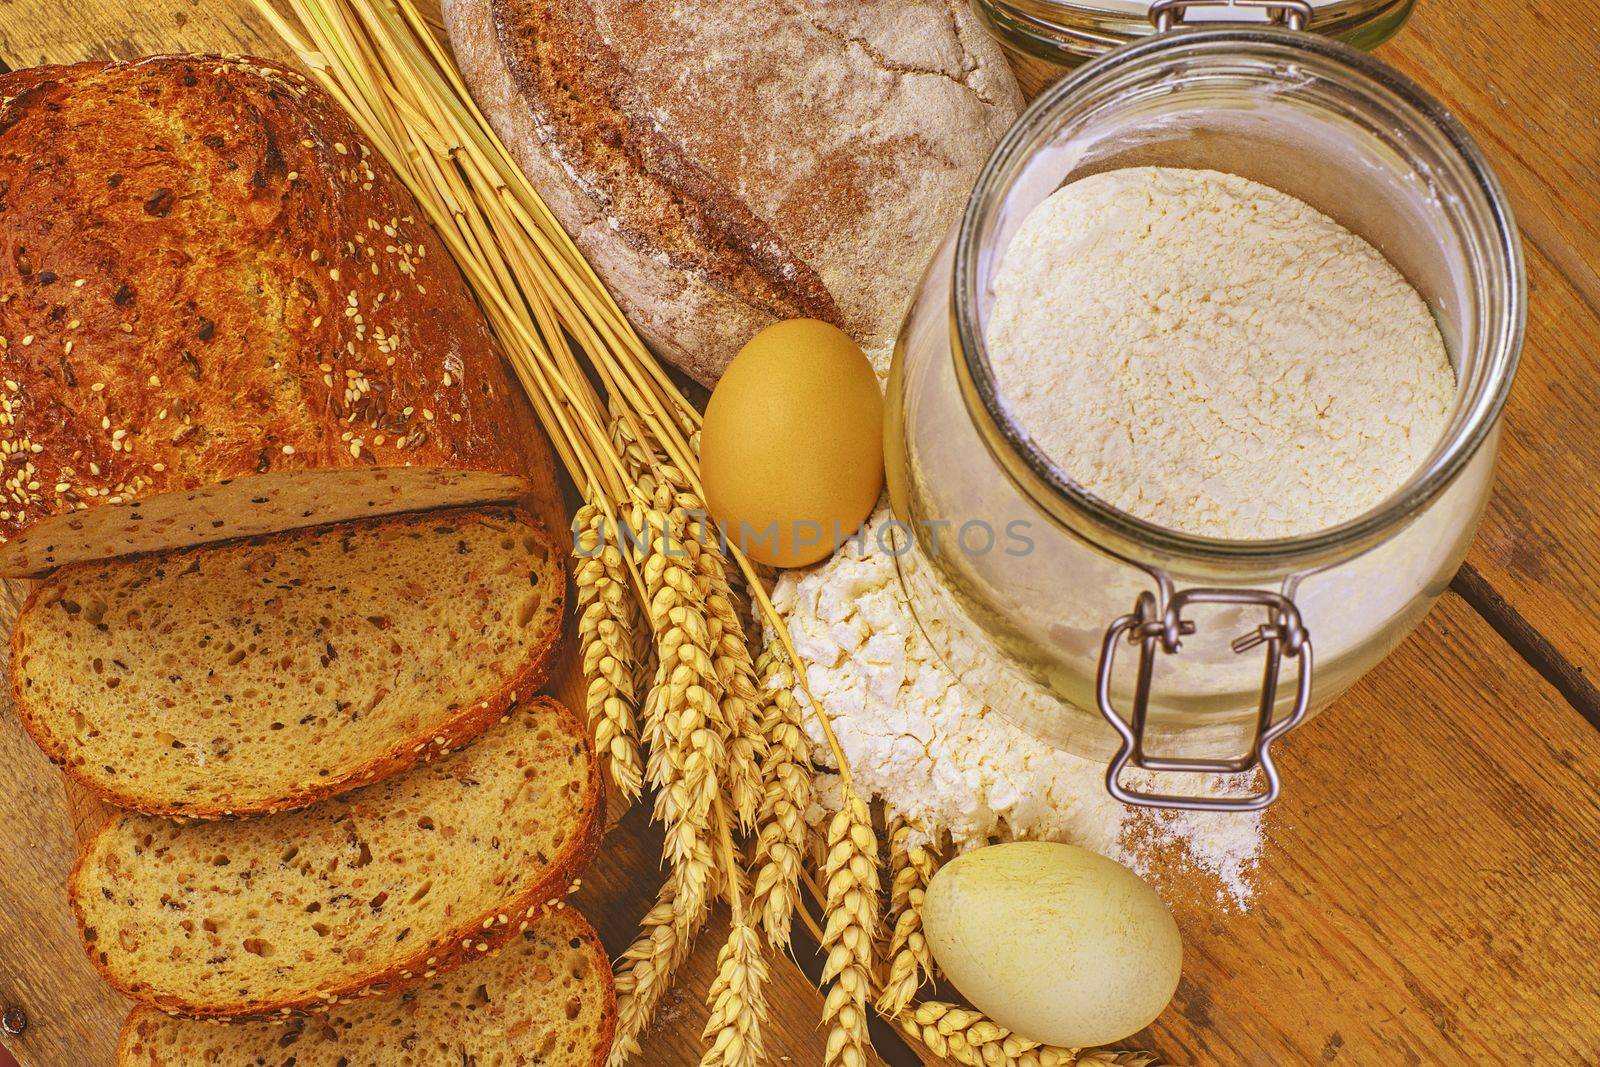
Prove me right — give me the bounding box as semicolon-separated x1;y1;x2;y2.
974;0;1415;65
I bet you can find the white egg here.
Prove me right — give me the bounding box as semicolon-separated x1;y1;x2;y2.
922;841;1181;1048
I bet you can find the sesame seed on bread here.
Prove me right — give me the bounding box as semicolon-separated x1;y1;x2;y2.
0;54;538;576
11;506;565;818
117;903;615;1067
72;696;602;1020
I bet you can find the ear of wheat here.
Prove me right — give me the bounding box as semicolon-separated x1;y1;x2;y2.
575;499;645;800
654;462;767;832
636;496;722;932
750;645;812;950
820;795;880;1067
894;1000;1079;1067
702;800;769;1067
255;4;1162;1065
610;871;705;1066
876;819;939;1017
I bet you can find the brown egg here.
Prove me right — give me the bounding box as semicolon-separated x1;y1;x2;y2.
701;320;884;568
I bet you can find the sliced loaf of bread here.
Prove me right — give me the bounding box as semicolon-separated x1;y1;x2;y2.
71;696;601;1019
11;506;564;817
0;56;538;577
118;903;616;1066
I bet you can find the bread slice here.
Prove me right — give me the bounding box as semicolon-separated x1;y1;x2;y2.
0;56;541;577
71;696;601;1020
117;903;616;1066
11;506;565;818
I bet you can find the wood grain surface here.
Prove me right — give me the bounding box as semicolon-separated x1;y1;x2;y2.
2;2;1599;1066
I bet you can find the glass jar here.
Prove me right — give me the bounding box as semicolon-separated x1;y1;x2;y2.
976;0;1414;67
885;22;1524;810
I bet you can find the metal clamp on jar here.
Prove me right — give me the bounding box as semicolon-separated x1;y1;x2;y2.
885;0;1524;810
974;0;1414;67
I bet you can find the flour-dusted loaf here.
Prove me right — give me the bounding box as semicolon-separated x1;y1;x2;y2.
72;696;602;1020
443;0;1023;383
118;904;615;1066
12;506;564;817
0;55;538;576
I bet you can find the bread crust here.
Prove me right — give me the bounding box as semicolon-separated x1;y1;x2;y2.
443;0;1023;383
10;504;566;818
72;695;604;1021
0;55;532;573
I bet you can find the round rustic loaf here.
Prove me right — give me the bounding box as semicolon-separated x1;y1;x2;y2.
443;0;1024;383
0;54;538;576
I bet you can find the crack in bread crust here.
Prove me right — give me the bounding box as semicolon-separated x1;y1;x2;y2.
447;0;1024;383
790;0;1001;108
489;0;842;324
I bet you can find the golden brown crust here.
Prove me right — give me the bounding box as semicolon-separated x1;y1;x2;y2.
0;55;530;569
9;505;566;818
72;696;604;1021
588;913;620;1067
115;1009;141;1063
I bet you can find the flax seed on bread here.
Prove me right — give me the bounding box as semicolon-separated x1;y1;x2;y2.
72;696;602;1020
117;903;615;1066
12;506;565;818
0;55;538;576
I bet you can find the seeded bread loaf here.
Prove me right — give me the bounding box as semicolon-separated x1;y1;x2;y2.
118;904;615;1066
72;696;601;1020
12;506;564;817
0;55;539;576
443;0;1024;383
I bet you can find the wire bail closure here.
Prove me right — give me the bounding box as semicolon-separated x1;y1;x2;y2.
1148;0;1314;32
1095;587;1313;811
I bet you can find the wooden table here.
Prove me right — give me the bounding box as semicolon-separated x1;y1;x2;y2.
2;2;1598;1065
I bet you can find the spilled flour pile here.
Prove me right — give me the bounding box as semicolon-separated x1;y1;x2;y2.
773;507;1264;907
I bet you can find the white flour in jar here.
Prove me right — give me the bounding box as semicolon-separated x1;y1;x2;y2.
986;166;1454;540
775;169;1453;907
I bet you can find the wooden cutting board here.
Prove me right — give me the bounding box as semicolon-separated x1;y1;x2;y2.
5;2;1600;1066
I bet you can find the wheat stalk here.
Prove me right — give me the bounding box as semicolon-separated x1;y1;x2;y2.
636;495;723;932
876;819;940;1017
658;463;767;831
1073;1053;1162;1066
575;498;645;801
253;8;1167;1066
701;801;769;1067
749;645;813;949
614;417;767;832
609;871;707;1066
893;1000;1078;1067
701;913;770;1067
820;794;880;1067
